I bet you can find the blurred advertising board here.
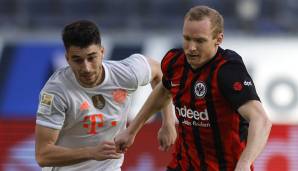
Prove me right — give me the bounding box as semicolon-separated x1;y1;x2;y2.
0;121;297;171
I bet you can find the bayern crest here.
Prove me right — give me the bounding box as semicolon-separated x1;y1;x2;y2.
194;81;207;98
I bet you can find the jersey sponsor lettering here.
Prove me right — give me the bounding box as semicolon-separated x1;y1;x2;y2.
176;106;210;127
83;114;104;135
176;106;209;121
83;113;118;135
244;80;252;86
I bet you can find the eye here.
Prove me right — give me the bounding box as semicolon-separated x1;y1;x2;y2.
73;58;83;64
88;56;97;61
183;36;190;41
194;38;205;44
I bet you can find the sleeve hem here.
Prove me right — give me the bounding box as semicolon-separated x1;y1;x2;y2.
235;98;261;110
36;120;62;130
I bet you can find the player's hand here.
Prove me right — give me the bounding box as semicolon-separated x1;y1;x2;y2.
234;161;251;171
89;141;122;161
158;123;177;151
114;129;136;153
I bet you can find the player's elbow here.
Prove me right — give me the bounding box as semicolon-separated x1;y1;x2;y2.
263;115;272;133
259;113;272;134
35;150;51;167
36;153;47;167
147;58;162;86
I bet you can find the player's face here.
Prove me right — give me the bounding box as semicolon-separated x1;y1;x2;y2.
183;17;223;69
66;44;104;88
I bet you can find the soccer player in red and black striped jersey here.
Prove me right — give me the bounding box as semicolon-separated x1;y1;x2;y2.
115;5;272;171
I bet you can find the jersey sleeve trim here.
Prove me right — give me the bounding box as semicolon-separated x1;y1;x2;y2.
36;119;62;130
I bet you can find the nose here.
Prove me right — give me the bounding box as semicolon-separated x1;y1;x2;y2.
188;41;197;51
82;60;92;72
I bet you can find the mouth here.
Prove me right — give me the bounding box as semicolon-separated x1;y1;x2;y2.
80;73;94;80
187;54;199;59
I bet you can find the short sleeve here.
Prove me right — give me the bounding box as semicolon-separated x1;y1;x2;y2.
120;54;152;86
36;91;67;130
218;62;260;110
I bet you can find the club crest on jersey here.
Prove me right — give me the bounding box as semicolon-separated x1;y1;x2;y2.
194;81;207;98
112;89;128;104
92;95;105;109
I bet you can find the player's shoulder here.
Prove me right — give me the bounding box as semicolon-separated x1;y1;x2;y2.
161;48;184;65
218;48;248;76
42;66;70;93
163;48;184;59
103;54;149;88
121;53;148;65
220;47;244;64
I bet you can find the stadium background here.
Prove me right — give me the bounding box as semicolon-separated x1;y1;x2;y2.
0;0;297;170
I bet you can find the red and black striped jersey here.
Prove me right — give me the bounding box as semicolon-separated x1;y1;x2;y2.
161;47;260;171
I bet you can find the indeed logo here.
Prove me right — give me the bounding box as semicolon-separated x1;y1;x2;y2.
176;106;209;121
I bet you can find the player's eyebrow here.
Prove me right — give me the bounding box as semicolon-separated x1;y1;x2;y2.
87;52;97;56
71;55;81;59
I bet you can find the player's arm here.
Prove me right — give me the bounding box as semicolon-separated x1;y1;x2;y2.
144;57;176;151
146;58;176;130
35;125;121;167
235;101;271;171
218;62;272;170
115;82;174;152
35;125;92;166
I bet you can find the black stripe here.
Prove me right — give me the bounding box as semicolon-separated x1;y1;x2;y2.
174;60;194;170
0;44;15;110
205;60;227;171
190;70;207;171
166;50;183;79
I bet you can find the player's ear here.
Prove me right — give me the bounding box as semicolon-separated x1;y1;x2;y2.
215;33;224;46
99;46;105;58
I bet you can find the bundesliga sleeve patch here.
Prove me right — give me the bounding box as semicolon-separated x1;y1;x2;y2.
38;92;54;115
41;93;54;106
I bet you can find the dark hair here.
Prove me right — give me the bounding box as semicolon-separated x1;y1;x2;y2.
185;6;224;38
62;20;101;50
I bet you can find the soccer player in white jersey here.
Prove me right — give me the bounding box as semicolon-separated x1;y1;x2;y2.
35;20;177;171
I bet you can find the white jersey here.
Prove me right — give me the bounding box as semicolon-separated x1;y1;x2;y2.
36;54;151;171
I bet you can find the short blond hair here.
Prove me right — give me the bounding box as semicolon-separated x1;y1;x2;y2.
185;6;224;38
